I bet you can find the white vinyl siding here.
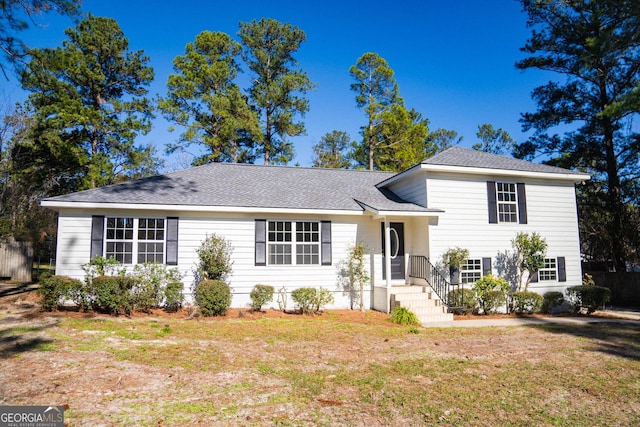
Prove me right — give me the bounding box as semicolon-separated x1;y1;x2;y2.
427;173;583;294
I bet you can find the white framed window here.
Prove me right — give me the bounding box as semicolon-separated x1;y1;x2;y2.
538;258;558;281
268;220;320;265
496;182;518;223
105;217;134;264
105;217;165;265
461;259;482;284
137;218;165;264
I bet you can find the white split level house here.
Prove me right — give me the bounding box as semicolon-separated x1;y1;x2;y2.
42;147;590;323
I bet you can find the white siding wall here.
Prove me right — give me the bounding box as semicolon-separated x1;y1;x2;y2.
387;173;427;207
425;172;583;293
54;209;387;309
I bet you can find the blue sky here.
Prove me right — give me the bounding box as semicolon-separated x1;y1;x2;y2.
4;0;553;169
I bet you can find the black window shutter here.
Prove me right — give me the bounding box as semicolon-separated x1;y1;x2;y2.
517;183;528;224
166;217;179;265
557;257;566;282
482;257;492;276
487;181;498;224
321;221;332;266
90;216;104;258
255;219;267;266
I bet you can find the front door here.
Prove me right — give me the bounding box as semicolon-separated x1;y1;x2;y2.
381;222;405;280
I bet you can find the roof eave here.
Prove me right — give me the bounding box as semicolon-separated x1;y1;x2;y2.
419;164;591;182
40;200;367;216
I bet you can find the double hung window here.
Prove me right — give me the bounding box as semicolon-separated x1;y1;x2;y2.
104;217;165;264
268;220;320;265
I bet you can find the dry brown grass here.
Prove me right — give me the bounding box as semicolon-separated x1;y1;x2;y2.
1;291;639;426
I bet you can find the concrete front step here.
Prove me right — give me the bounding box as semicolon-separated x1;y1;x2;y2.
402;305;448;316
418;312;454;324
390;285;452;323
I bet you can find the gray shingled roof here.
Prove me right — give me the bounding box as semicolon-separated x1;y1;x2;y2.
422;146;585;175
43;163;438;213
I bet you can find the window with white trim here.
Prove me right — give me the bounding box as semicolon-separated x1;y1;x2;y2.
105;217;165;264
137;218;165;264
461;259;482;284
538;258;557;281
496;182;518;223
268;220;320;265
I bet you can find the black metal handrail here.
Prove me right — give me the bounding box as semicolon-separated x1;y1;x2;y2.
408;255;456;309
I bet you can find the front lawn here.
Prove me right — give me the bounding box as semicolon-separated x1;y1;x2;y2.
0;299;638;426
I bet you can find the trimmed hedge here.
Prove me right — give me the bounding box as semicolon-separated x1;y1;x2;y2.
541;291;564;314
482;290;507;314
510;291;543;314
565;285;611;314
195;279;231;316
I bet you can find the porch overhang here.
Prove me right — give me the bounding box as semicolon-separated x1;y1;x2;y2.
355;200;443;219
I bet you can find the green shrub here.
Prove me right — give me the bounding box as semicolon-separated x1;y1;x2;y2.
510;291;543;314
565;285;611;314
130;263;184;312
195;279;231;316
447;288;478;314
163;280;184;312
250;284;274;311
291;287;334;314
81;255;123;281
89;275;136;315
483;290;507;314
541;291;564;314
473;274;510;315
196;234;233;281
389;306;420;326
291;287;318;314
37;275;82;311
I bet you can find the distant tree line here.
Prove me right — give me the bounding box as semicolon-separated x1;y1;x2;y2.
0;0;638;270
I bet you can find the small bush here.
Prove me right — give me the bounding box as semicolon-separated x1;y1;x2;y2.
195;279;231;316
389;306;420;326
291;287;334;314
291;287;318;314
483;290;507;314
89;275;136;315
163;280;184;312
81;255;123;281
565;285;611;314
196;234;233;281
38;275;83;311
130;263;184;312
541;291;564;314
473;274;510;315
447;288;478;314
250;284;274;311
510;291;543;314
313;288;334;313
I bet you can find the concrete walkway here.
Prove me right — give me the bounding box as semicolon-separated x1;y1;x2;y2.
424;307;640;328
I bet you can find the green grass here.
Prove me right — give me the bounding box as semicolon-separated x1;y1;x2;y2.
3;314;639;426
